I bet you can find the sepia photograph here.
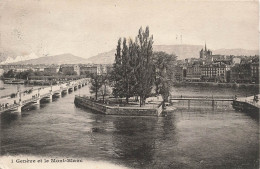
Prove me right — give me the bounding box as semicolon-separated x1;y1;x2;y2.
0;0;259;169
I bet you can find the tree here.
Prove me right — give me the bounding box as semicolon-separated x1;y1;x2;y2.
16;69;34;79
111;38;124;98
99;83;111;103
110;26;177;106
121;38;135;103
110;26;155;107
3;69;16;78
99;68;110;103
90;74;103;100
153;51;177;103
128;39;138;101
134;26;154;107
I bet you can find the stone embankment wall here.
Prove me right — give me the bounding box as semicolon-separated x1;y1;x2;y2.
174;82;259;89
74;96;163;116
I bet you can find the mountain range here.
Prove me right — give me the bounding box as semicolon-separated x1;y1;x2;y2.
87;45;259;64
0;45;258;65
4;53;88;65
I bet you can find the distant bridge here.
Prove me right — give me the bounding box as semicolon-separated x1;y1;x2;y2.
0;78;89;113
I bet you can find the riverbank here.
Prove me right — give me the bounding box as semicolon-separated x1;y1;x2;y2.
74;95;164;116
174;81;259;90
232;94;260;114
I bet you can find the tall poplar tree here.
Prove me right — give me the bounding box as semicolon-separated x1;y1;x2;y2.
121;38;130;103
128;39;138;101
134;26;154;106
111;38;124;98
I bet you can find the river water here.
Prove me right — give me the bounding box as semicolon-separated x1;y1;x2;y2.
0;80;40;97
0;82;259;169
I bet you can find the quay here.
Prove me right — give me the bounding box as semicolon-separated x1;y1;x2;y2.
0;78;89;114
74;95;163;116
232;94;260;114
173;82;259;89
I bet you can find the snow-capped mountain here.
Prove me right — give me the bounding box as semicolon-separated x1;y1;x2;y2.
0;53;39;64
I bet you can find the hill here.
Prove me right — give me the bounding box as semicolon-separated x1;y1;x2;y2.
153;45;203;59
87;45;259;64
1;45;258;65
87;45;203;64
213;48;259;56
10;53;88;65
87;49;116;64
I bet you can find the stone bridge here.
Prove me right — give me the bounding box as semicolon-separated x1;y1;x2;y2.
0;78;89;113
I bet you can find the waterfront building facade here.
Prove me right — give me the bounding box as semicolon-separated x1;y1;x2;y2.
186;63;201;82
176;44;258;83
175;66;185;82
230;63;251;83
251;62;259;83
60;64;80;75
44;65;60;74
80;65;98;76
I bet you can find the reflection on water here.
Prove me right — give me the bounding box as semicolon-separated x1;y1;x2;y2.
1;112;19;128
0;85;259;169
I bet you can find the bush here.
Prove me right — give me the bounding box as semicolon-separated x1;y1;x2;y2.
10;93;16;98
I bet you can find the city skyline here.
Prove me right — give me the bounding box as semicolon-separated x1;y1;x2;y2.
0;0;259;59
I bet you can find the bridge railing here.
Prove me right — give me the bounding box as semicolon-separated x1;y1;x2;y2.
40;93;51;98
22;97;39;104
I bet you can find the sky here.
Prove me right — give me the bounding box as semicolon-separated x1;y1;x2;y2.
0;0;259;58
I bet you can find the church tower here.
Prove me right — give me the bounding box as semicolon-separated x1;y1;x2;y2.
200;43;212;59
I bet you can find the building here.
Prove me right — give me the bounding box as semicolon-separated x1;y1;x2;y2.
175;66;184;82
201;62;230;82
251;62;259;83
0;65;31;72
80;65;98;76
73;65;80;75
174;43;259;84
97;65;107;75
32;65;46;72
200;44;212;59
186;63;201;82
44;65;60;74
60;65;80;75
230;63;251;83
231;57;241;65
212;55;226;62
80;64;109;76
